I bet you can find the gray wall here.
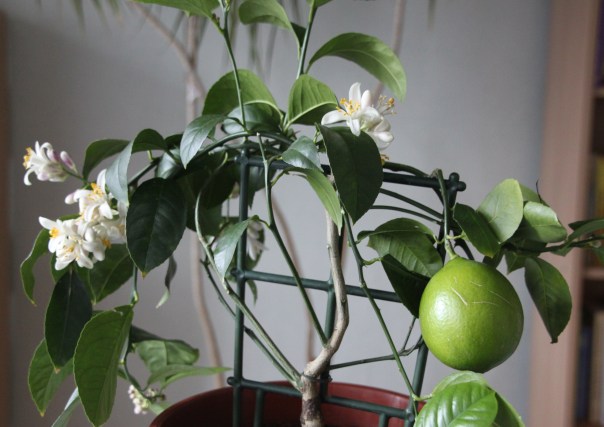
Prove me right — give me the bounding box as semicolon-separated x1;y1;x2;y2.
3;1;549;426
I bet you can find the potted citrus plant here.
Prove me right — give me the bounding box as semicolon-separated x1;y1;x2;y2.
21;0;602;426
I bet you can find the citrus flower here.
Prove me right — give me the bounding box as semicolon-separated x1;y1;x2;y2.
128;385;161;415
66;169;117;222
39;217;105;269
23;141;76;185
321;82;394;149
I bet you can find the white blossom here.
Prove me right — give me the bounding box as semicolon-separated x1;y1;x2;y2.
128;385;160;416
39;217;104;270
67;169;117;222
23;142;76;185
247;220;266;261
321;83;395;149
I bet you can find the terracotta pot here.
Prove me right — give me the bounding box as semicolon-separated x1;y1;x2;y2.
150;382;414;427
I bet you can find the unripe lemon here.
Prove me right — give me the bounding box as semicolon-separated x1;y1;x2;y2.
419;257;524;373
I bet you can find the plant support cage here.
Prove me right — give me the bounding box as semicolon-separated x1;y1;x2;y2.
223;150;466;427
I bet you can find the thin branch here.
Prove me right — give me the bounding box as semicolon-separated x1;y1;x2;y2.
129;2;206;100
300;212;350;426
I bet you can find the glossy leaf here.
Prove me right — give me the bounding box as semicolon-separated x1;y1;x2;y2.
222;104;281;134
494;393;524;427
74;306;133;427
213;220;251;278
380;255;428;317
82;139;129;180
106;129;165;202
132;0;218;17
415;381;498;427
524;257;572;343
515;202;567;243
477;179;524;243
126;178;187;273
282;136;322;170
21;228;50;305
135;339;199;374
287;75;337;126
45;271;92;368
320;126;383;223
147;364;230;388
180;114;224;168
454;203;500;257
568;218;604;241
359;218;434;240
28;340;73;416
105;140;133;203
239;0;293;33
77;244;133;304
51;389;81;427
504;251;527;274
308;33;406;100
202;69;279;117
294;167;342;230
367;224;442;278
158;255;177;308
431;371;488;395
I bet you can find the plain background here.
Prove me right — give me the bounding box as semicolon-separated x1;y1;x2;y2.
3;1;550;426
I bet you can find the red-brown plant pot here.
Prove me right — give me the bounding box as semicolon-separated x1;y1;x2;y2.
150;382;416;427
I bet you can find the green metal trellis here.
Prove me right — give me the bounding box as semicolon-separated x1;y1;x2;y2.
228;151;466;427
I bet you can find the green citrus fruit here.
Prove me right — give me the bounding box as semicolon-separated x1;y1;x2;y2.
418;257;524;373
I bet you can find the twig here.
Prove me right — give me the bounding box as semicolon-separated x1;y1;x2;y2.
129;2;206;101
300;212;349;427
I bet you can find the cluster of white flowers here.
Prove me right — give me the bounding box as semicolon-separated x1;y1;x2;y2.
31;162;127;270
23;141;78;185
321;82;395;150
127;385;160;415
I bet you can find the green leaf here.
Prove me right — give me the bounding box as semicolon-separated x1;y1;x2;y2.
239;0;293;32
202;69;279;117
45;271;92;368
308;0;332;6
21;228;50;305
515;202;567;243
367;221;442;277
380;255;428;317
213;220;251;278
282;136;322;170
105;129;165;202
287;75;337;126
132;0;219;17
222;104;281;134
524;258;572;343
568;218;604;241
28;340;74;416
147;365;230;388
320;126;383;223
126;178;187;273
135;339;199;373
82;139;129;180
308;33;406;100
51;389;81;427
431;371;488;396
294;167;342;230
359;218;434;240
504;251;527;274
453;203;500;257
415;381;498;427
157;255;177;308
74;306;133;427
477;179;524;243
78;244;134;304
180;114;225;168
494;393;524;427
105;140;133;203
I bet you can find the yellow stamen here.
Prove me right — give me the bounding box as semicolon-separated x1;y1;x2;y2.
91;183;103;196
50;227;60;238
23;147;33;169
102;238;111;248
